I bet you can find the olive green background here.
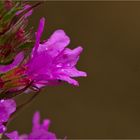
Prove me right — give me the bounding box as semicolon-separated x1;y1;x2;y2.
8;1;140;139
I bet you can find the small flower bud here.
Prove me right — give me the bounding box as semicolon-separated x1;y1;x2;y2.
4;0;13;10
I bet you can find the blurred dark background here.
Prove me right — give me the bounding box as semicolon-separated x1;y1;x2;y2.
8;1;140;139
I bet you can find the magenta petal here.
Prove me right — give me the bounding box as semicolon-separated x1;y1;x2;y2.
39;29;70;57
5;131;19;140
33;80;60;88
42;119;50;130
0;99;16;134
2;99;16;115
55;46;83;67
18;134;28;139
16;4;33;18
32;111;40;130
58;67;87;78
0;99;16;123
26;51;52;76
29;112;56;139
58;75;79;86
0;124;6;134
32;18;45;57
24;5;33;18
0;52;24;73
32;112;50;131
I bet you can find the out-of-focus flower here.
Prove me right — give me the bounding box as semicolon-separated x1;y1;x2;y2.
0;99;16;133
6;112;57;140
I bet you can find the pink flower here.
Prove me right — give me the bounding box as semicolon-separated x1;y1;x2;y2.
6;112;58;140
0;17;87;91
26;17;87;87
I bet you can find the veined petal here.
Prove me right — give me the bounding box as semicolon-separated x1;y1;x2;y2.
32;18;45;57
58;75;79;86
58;67;87;78
26;51;52;75
39;30;70;57
55;46;83;67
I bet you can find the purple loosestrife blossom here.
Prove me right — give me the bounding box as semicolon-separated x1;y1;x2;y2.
0;18;87;91
0;99;16;133
0;1;87;139
27;18;87;86
6;112;58;140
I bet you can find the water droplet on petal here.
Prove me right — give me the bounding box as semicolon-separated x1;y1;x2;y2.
56;64;62;68
0;100;4;103
66;64;71;67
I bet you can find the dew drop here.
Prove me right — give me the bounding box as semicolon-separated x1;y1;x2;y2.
56;64;62;68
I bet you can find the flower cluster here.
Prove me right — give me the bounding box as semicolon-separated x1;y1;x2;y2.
0;1;87;139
